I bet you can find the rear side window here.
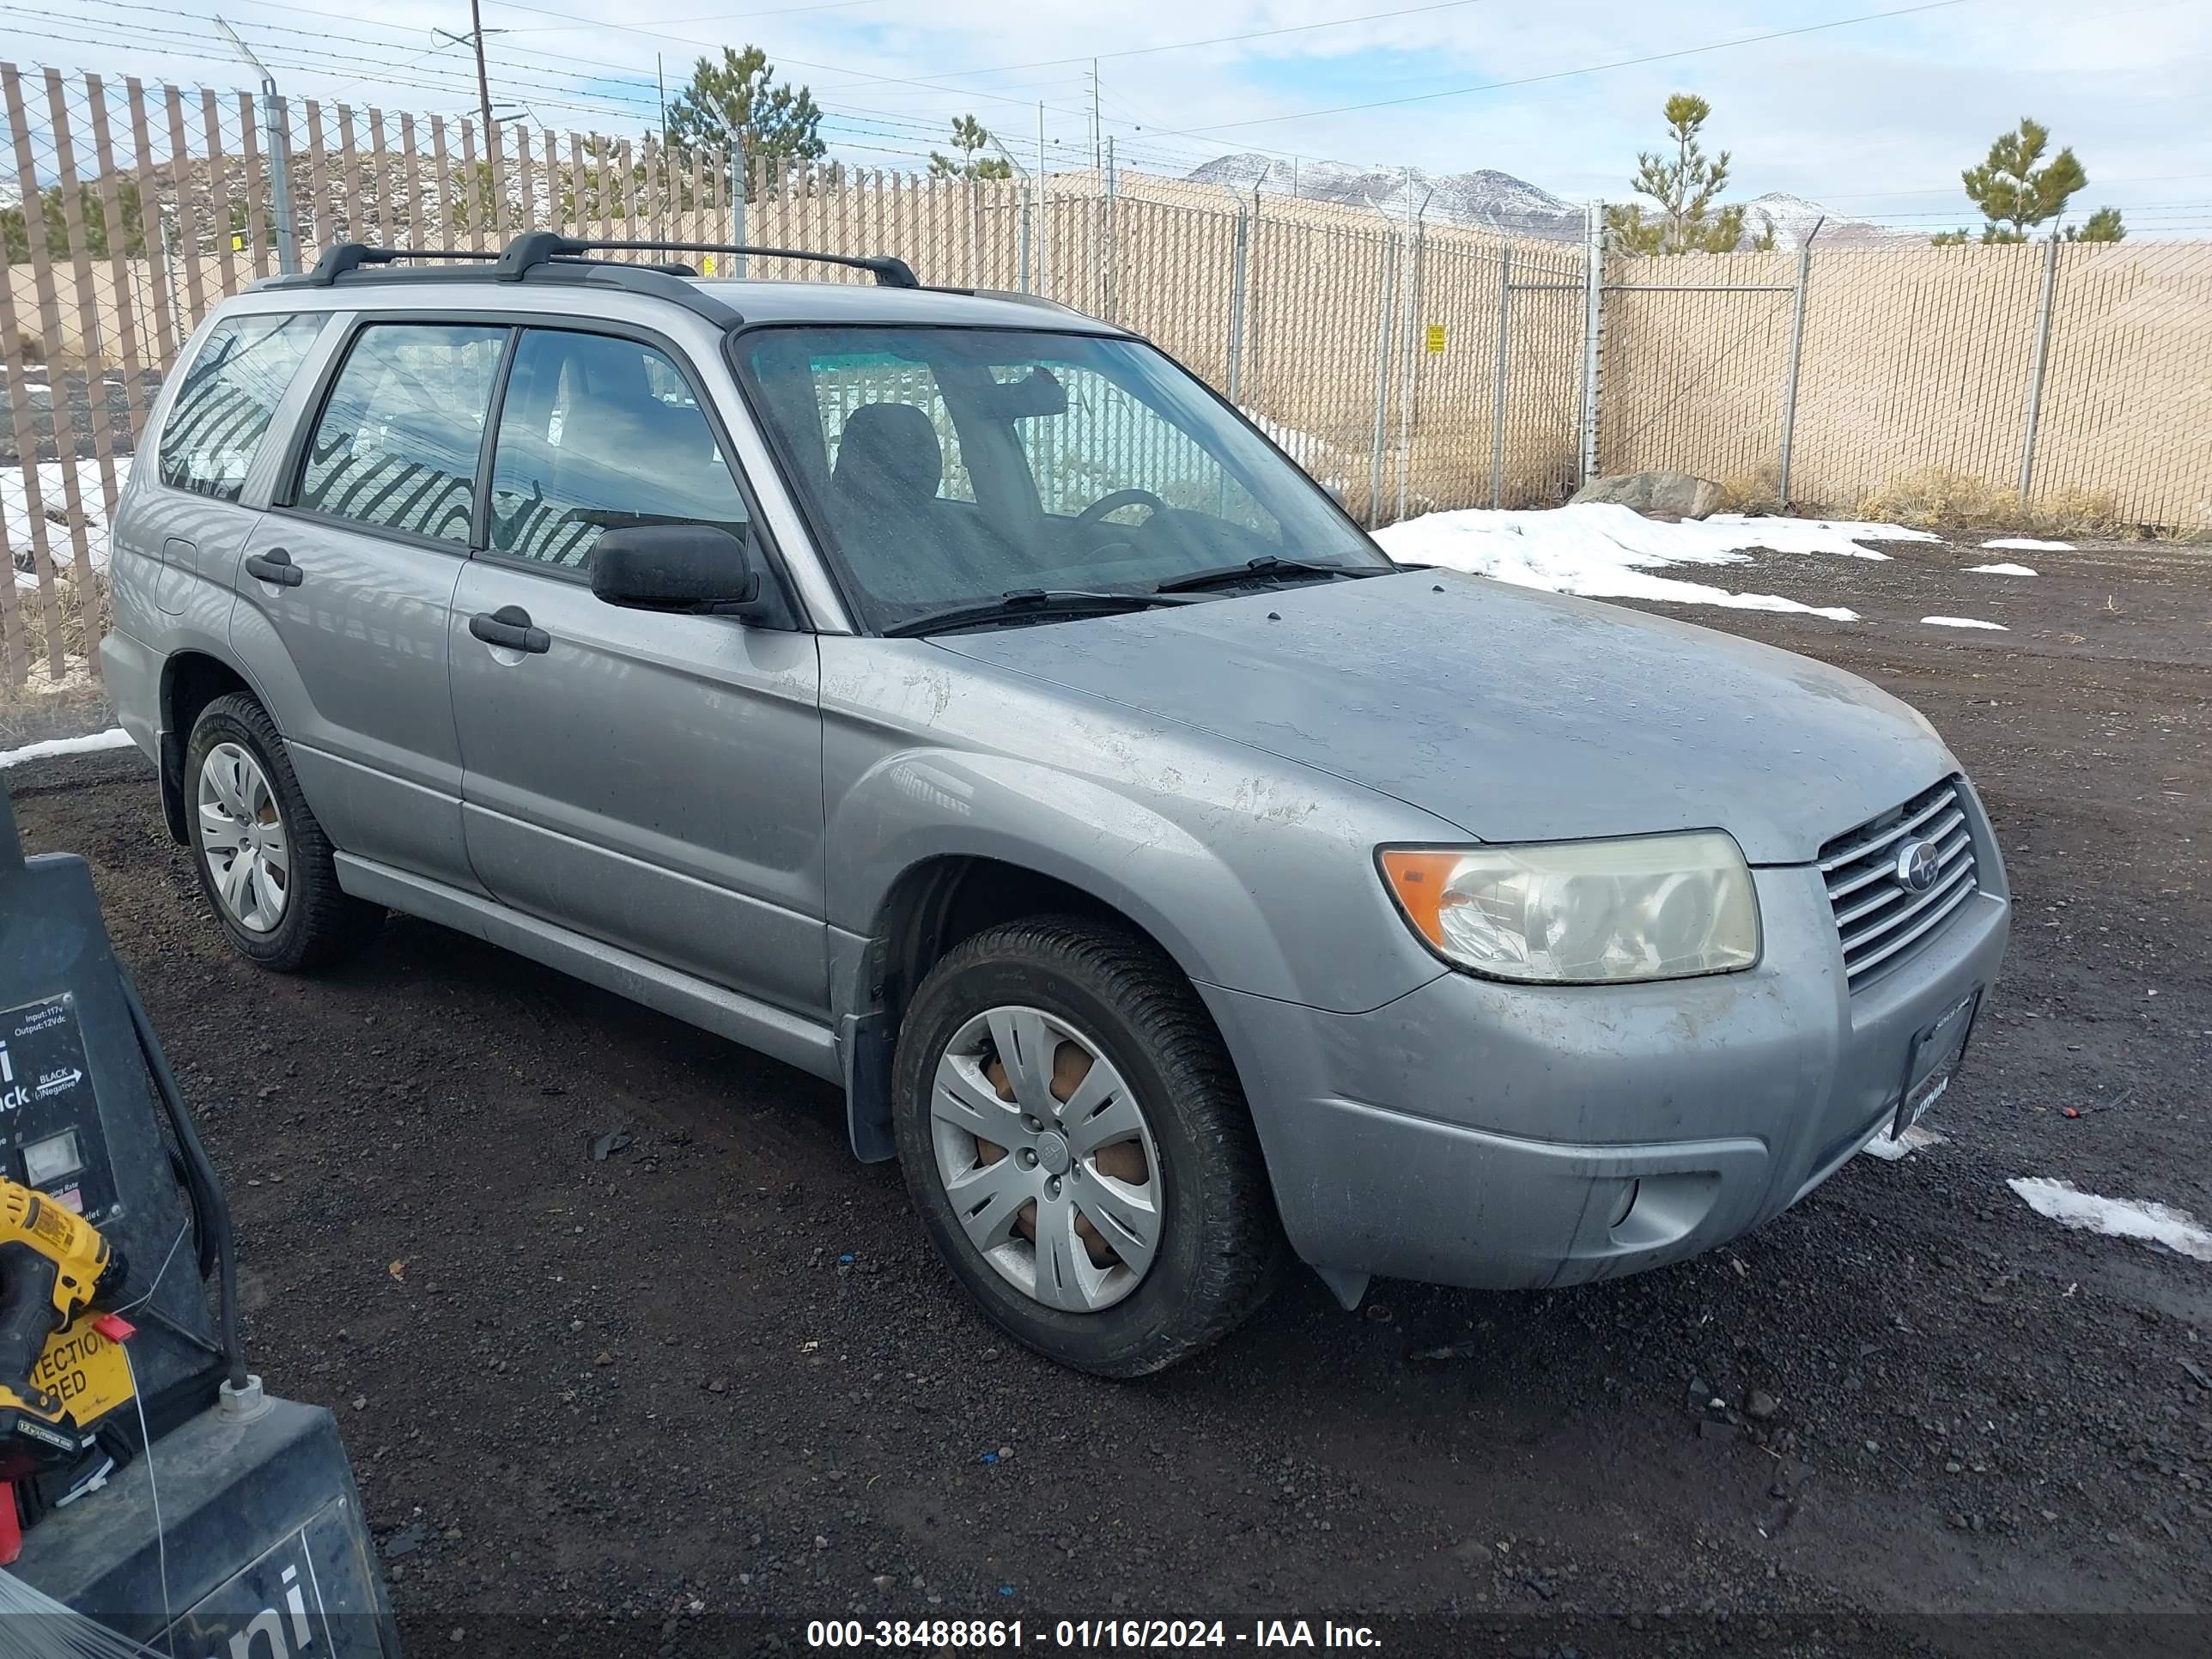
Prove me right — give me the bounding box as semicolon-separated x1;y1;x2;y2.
157;313;323;501
296;323;507;546
487;329;749;572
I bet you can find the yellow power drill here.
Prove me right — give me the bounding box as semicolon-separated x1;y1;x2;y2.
0;1179;129;1474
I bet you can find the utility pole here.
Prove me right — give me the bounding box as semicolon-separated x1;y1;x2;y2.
1090;60;1100;173
470;0;494;137
657;53;668;144
214;16;296;273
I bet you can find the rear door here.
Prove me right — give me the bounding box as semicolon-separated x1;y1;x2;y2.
232;319;508;885
448;323;826;1016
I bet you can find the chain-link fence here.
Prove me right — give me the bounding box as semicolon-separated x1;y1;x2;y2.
4;63;2210;696
1597;237;2212;527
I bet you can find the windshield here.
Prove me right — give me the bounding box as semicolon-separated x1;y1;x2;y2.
731;325;1388;631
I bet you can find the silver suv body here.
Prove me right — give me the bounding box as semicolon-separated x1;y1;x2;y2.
101;241;2008;1374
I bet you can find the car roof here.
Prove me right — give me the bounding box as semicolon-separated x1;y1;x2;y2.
679;276;1123;335
243;258;1126;337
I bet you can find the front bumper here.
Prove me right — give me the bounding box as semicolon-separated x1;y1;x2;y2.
1202;831;2010;1293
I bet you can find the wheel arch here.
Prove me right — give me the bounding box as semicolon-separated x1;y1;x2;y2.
158;649;260;844
837;848;1257;1166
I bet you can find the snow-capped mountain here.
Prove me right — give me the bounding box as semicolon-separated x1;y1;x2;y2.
1182;157;1917;249
1186;152;1582;238
1737;192;1919;251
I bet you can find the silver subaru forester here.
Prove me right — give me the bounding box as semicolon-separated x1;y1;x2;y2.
100;234;2008;1375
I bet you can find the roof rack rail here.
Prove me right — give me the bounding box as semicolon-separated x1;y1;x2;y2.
494;232;919;289
307;244;502;286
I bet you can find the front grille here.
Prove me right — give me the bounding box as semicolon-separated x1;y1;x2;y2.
1820;777;1979;988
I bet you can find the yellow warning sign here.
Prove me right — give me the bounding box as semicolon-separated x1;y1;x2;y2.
1425;324;1447;354
701;254;718;276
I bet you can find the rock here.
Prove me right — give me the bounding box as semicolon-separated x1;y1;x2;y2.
1746;1389;1779;1421
1568;470;1723;520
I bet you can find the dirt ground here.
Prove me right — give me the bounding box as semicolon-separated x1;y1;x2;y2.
5;531;2209;1658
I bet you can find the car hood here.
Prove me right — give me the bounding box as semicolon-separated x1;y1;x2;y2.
931;571;1956;864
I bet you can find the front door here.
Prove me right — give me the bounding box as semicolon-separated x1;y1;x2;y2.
448;325;827;1017
233;319;508;885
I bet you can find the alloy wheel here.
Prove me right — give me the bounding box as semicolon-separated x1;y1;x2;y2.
928;1005;1164;1312
198;740;290;933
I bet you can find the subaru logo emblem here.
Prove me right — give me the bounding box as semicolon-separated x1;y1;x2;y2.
1895;839;1941;892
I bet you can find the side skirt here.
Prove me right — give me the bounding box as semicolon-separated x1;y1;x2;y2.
333;853;842;1085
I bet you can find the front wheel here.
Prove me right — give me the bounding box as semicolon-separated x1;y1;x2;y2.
892;915;1284;1376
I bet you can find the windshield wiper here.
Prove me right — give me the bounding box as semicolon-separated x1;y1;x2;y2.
1153;555;1389;595
882;588;1199;638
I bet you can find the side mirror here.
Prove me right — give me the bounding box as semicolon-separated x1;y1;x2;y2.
590;524;765;617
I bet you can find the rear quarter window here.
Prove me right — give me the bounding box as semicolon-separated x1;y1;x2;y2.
156;313;325;501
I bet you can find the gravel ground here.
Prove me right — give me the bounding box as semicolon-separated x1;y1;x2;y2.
3;532;2209;1658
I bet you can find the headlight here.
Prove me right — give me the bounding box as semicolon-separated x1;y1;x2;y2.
1378;832;1760;983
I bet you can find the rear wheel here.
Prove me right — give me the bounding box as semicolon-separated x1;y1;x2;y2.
185;693;381;972
892;915;1283;1376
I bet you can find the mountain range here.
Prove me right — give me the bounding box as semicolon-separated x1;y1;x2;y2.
1184;153;1916;249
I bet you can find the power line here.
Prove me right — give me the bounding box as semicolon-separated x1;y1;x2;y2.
1165;0;1990;136
495;1;894;33
787;0;1510;88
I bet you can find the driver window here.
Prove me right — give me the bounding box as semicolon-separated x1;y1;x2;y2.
1006;363;1279;538
488;329;750;572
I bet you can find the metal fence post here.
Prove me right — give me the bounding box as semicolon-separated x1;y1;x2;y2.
1224;197;1249;405
1492;240;1511;509
216;21;297;272
1018;181;1032;293
2018;233;2062;503
1396;187;1431;524
731;143;747;275
1367;231;1399;527
1103;135;1116;321
1579;202;1602;483
1777;216;1824;509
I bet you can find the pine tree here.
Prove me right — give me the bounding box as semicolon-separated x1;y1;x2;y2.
929;115;1013;180
2071;206;2126;242
1932;118;2121;244
1604;94;1753;255
665;46;825;170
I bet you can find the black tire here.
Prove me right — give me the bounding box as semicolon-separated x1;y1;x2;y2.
892;915;1285;1377
184;692;382;973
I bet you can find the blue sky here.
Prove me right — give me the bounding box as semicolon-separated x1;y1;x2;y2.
11;0;2210;233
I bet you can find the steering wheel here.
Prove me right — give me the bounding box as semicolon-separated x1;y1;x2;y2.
1076;488;1170;529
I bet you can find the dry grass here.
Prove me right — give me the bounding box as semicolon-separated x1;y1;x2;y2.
1714;464;1782;514
1851;467;2138;538
0;567;108;710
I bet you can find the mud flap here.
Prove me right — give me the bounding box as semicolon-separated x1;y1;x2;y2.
840;1010;897;1163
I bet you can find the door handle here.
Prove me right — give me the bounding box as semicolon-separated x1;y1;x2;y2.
469;605;551;655
243;548;303;587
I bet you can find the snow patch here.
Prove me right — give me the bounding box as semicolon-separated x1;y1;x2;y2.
1860;1123;1947;1162
3;457;130;574
2008;1178;2212;1262
1982;537;2073;551
1922;616;2008;630
1966;563;2036;576
0;726;137;769
1370;503;1936;621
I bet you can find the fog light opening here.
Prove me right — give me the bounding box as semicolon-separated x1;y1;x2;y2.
1609;1178;1641;1231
